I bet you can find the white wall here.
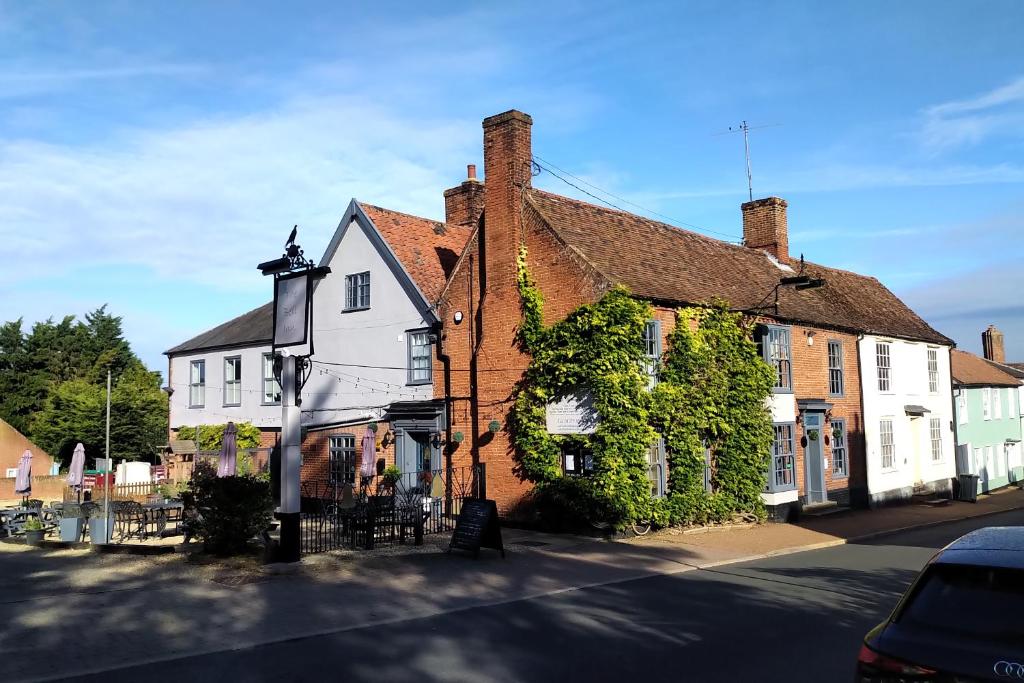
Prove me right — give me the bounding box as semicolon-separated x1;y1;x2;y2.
168;210;435;432
859;336;956;500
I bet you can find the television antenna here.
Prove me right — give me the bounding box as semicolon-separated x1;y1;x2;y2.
714;121;781;202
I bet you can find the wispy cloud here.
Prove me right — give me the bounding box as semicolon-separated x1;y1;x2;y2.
0;63;210;99
919;76;1024;154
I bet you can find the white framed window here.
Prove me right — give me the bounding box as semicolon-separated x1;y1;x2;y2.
929;417;942;461
876;342;892;392
262;353;281;405
831;419;847;477
927;348;939;394
344;271;371;310
958;392;968;425
828;340;844;396
407;329;432;385
983;388;992;420
993;387;1003;420
766;423;796;492
642;320;661;388
1009;389;1017;418
646;439;667;498
223;356;241;406
189;359;205;408
973;446;984;478
329;434;357;485
880;418;895;470
760;325;792;392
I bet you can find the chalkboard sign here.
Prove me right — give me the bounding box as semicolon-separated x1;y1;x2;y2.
448;498;504;558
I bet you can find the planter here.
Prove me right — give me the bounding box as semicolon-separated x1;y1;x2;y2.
24;529;44;546
88;514;114;545
60;517;85;543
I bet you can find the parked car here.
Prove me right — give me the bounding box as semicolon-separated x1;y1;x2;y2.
856;526;1024;682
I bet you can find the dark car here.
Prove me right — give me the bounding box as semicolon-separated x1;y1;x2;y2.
857;526;1024;682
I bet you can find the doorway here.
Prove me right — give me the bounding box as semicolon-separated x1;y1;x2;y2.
803;412;827;504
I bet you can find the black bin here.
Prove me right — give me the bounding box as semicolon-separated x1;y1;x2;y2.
958;473;979;503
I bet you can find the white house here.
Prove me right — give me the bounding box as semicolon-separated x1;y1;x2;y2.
166;199;473;484
858;335;956;505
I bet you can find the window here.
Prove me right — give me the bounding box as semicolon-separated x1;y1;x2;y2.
344;271;370;310
262;353;281;404
929;417;942;461
761;326;792;392
1009;389;1017;418
328;435;357;485
958;392;968;425
561;442;593;477
831;419;847;477
993;387;1002;420
880;418;895;470
646;439;667;498
642;320;661;388
876;342;891;392
983;387;992;420
766;423;796;492
189;360;205;407
223;356;241;406
407;330;432;385
927;348;939;393
828;340;844;396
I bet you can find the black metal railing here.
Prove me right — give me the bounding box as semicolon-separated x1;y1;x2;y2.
299;465;481;555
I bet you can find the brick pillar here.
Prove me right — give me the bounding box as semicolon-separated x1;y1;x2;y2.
742;196;789;261
482;110;533;293
982;325;1006;364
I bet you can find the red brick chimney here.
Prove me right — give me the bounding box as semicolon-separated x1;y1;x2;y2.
742;196;789;261
443;164;485;229
482;110;533;293
982;324;1006;364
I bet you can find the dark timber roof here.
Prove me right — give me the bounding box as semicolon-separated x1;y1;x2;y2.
164;302;272;355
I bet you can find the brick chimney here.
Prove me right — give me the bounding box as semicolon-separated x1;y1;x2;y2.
982;324;1006;363
742;196;789;261
482;110;533;292
443;164;485;229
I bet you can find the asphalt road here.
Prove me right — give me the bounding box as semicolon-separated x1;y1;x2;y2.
65;509;1024;683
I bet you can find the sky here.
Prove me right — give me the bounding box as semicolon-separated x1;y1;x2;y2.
1;1;1023;373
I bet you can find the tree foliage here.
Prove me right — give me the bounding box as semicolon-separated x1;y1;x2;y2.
0;306;166;465
174;423;262;451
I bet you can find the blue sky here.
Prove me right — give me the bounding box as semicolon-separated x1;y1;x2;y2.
2;1;1023;371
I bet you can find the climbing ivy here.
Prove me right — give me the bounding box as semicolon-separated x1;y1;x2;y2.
510;247;775;529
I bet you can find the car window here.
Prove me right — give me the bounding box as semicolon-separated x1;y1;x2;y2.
896;563;1024;643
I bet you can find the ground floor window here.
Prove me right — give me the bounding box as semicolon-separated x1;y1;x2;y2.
561;441;593;477
767;423;796;492
880;419;895;470
929;418;942;461
646;439;666;498
831;420;847;477
329;434;356;485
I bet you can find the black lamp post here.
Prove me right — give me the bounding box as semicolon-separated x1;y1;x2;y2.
258;226;330;563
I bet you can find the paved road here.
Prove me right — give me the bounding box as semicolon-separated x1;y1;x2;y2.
60;509;1024;683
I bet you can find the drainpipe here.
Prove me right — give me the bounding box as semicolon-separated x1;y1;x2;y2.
433;319;453;472
855;334;869;508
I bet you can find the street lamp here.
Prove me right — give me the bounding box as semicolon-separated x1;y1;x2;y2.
747;256;826;316
258;226;330;563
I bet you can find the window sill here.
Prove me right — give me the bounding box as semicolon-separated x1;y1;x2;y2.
261;402;282;407
831;472;848;480
342;306;371;313
771;388;794;395
222;404;241;409
188;405;205;410
406;379;432;387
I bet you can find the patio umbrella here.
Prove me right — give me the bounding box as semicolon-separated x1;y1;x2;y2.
360;427;376;479
217;422;237;477
14;450;32;497
66;443;86;489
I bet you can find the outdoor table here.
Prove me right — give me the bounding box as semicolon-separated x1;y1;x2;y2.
0;507;40;536
141;501;185;538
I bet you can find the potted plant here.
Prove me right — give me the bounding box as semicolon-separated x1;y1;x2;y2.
381;465;402;490
23;517;45;546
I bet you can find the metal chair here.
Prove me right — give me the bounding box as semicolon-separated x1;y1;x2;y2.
112;501;147;542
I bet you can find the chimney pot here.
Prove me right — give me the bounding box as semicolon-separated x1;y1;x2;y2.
982;325;1006;364
467;164;477;180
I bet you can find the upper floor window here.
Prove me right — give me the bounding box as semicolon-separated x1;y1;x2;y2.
642;320;661;388
880;418;895;469
929;417;942;461
993;387;1003;420
876;342;892;392
831;419;847;478
828;340;844;396
958;392;968;425
344;271;371;310
927;348;939;394
761;325;792;393
407;329;432;385
262;353;281;405
223;356;241;406
329;434;357;486
1009;389;1017;418
983;387;992;420
189;360;205;408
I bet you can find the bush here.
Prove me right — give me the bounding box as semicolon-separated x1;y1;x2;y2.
182;460;274;556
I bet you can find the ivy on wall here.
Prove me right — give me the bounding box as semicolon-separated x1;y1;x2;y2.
175;422;262;452
510;245;775;529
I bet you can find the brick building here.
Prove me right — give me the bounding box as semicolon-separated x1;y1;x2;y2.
435;110;953;519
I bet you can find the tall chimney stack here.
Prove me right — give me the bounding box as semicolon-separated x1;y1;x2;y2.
742;196;789;261
443;164;485;229
982;324;1006;364
482;110;533;292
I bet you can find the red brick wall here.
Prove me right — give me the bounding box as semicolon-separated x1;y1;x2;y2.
299;423;395;488
0;475;67;503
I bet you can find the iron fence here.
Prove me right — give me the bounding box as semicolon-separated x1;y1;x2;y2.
299;465;481;555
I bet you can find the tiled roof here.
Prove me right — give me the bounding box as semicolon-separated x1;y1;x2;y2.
526;189;952;345
984;359;1024;380
165;302;272;355
952;349;1023;387
359;203;471;304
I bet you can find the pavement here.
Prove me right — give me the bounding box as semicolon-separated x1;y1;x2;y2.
0;487;1021;683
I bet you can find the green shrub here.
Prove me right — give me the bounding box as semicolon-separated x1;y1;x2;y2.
182;460;274;556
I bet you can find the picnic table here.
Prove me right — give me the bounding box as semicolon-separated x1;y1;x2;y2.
0;505;43;537
141;500;184;538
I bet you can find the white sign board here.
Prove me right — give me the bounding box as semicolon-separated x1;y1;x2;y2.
274;272;309;347
545;392;599;434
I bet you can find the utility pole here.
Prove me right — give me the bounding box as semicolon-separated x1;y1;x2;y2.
103;369;111;541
